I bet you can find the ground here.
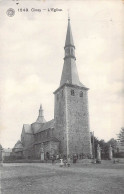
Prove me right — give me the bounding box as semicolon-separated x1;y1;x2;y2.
0;161;124;194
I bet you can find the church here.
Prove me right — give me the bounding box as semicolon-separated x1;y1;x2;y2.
13;18;92;160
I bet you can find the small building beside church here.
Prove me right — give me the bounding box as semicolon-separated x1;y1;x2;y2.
13;18;92;160
12;140;23;159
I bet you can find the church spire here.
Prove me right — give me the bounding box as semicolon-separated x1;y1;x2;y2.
60;18;84;87
65;17;74;48
36;104;46;123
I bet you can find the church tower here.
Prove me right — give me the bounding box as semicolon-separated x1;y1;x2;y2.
54;17;92;157
36;104;46;123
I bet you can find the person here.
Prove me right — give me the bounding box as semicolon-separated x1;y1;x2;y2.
51;155;55;164
56;154;59;160
64;159;67;167
67;158;71;167
73;154;77;163
60;158;64;167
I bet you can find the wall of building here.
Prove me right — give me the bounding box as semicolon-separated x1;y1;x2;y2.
12;149;23;158
66;85;92;156
54;86;67;155
34;141;59;159
54;84;92;157
34;128;54;143
0;149;2;161
21;132;34;159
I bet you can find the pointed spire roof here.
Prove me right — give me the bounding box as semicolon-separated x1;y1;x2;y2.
65;17;74;47
60;18;85;88
36;104;46;123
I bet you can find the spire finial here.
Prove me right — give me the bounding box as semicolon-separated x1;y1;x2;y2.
40;104;42;110
67;9;70;21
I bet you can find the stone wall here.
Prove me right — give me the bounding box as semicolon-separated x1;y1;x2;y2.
54;84;92;157
34;141;59;159
21;132;34;159
31;123;42;133
67;85;92;156
54;85;67;155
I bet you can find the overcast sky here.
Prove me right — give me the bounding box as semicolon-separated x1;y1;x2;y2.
0;0;124;148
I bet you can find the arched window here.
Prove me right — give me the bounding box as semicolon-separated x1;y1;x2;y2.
71;89;75;96
80;91;83;97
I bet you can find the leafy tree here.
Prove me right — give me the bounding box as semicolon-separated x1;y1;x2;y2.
91;133;117;159
107;138;117;152
118;128;124;145
91;134;100;158
107;138;117;147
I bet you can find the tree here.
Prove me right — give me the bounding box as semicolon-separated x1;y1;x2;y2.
91;133;100;159
118;128;124;145
107;138;117;147
91;133;118;159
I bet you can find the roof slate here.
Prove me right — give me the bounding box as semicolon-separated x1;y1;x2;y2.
14;140;23;149
23;124;33;134
34;119;54;134
60;19;86;88
65;18;74;47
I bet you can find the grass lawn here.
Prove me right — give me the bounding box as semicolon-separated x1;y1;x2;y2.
0;161;124;194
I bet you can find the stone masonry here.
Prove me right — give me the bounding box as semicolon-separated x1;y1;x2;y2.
54;17;92;157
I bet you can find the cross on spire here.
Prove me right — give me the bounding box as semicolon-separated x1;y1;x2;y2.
67;9;70;21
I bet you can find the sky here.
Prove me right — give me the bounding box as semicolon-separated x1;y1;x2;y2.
0;0;124;148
